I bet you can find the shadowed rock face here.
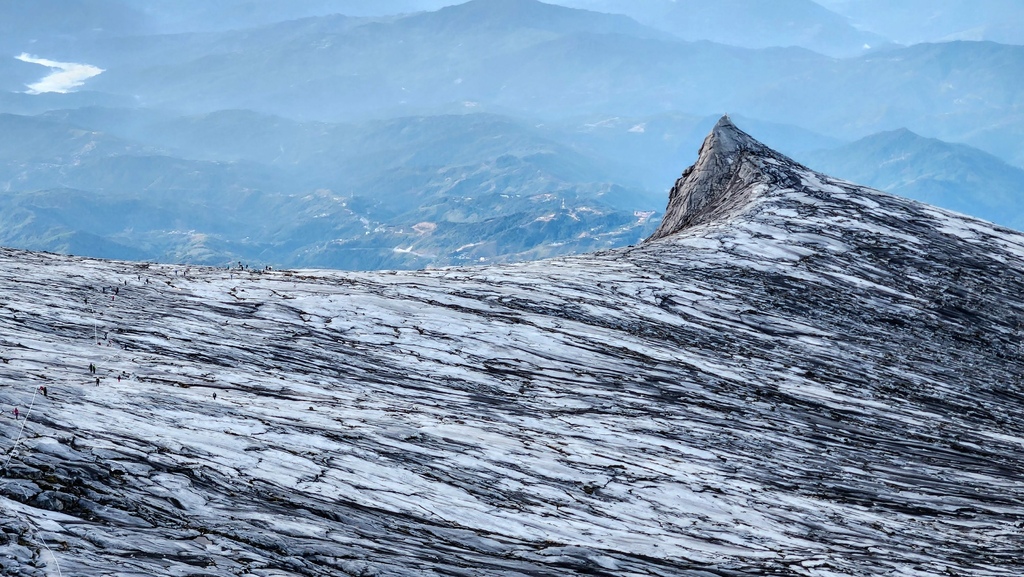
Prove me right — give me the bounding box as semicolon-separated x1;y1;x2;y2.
1;120;1023;576
648;115;803;241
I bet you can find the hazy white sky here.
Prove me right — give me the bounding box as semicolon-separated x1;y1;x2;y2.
16;53;104;94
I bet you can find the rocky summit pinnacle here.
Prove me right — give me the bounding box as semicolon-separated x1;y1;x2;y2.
647;115;801;241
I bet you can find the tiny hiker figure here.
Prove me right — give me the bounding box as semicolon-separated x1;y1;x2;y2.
13;407;19;420
39;386;47;398
212;392;217;400
95;377;99;385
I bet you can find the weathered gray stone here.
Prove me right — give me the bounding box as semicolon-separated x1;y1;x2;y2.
0;480;40;503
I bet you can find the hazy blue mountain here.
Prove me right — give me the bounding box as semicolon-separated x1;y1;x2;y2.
17;0;1013;53
0;188;153;261
958;114;1024;168
405;0;666;38
819;0;1024;46
138;0;460;33
544;112;844;190
551;0;891;56
460;32;832;119
549;0;672;22
76;0;673;120
34;109;646;192
0;0;147;54
45;2;1017;168
801;128;1024;230
0;89;136;116
7;1;1023;161
34;105;838;206
0;112;289;195
37;106;182;141
651;0;889;57
79;14;734;118
0;185;300;264
0;0;456;45
0;110;660;268
2;0;1023;267
0;112;161;166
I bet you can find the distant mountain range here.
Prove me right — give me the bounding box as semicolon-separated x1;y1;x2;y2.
801;128;1024;230
558;0;891;56
12;0;1010;163
0;111;661;268
0;0;1021;268
818;0;1024;45
2;104;1020;269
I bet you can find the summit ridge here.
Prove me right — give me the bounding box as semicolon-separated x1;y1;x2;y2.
648;115;806;241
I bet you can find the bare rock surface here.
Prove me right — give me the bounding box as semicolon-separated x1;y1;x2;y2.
1;118;1022;576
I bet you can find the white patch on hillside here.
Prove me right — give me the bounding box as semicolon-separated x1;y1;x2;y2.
16;53;105;94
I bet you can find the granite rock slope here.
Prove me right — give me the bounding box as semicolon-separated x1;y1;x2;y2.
0;118;1022;576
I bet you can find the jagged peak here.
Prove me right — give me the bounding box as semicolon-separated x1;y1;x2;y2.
646;115;801;241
